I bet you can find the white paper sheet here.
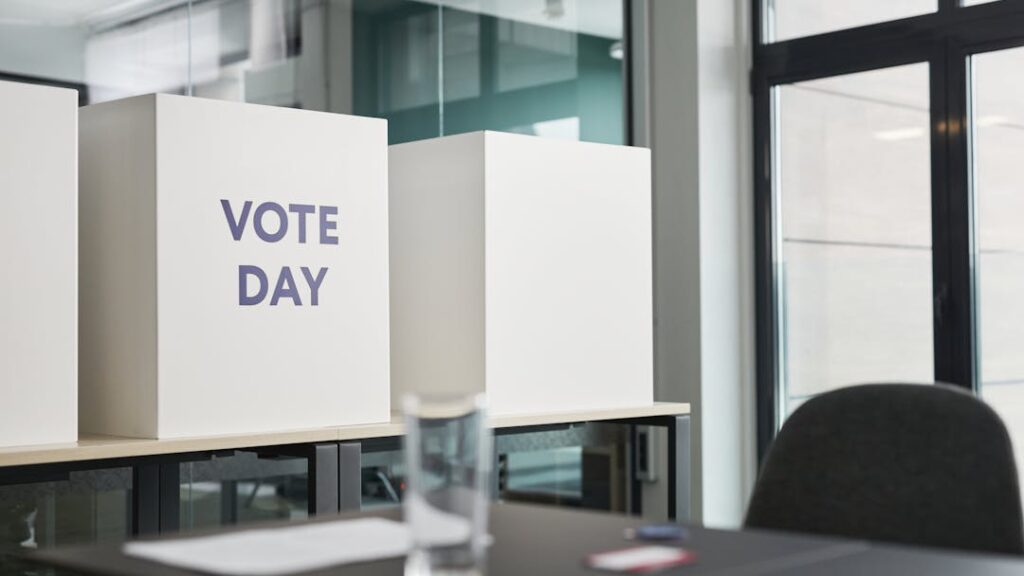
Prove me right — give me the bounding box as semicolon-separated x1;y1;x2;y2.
124;518;412;575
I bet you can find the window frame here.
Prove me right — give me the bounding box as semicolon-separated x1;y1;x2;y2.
752;0;1024;459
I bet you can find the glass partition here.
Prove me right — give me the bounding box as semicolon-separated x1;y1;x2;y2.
0;0;624;144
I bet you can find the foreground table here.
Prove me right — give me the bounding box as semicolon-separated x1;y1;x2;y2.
0;403;690;532
29;503;1024;575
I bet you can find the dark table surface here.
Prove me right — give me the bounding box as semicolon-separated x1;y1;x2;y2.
27;503;1024;575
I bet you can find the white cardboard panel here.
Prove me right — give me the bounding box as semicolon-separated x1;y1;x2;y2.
79;94;158;439
389;133;485;400
0;80;78;448
390;131;654;416
484;133;654;415
80;94;390;438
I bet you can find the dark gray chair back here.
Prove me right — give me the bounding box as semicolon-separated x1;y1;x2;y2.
745;383;1024;555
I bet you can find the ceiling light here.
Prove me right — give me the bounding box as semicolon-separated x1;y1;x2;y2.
543;0;565;19
609;41;624;60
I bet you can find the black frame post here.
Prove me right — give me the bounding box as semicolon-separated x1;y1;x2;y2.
131;463;159;536
132;460;181;536
307;443;341;516
338;442;362;512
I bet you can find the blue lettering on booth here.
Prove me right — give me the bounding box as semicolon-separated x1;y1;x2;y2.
239;265;268;306
222;199;340;307
288;203;316;243
301;267;328;306
320;206;339;245
221;199;252;241
254;202;288;243
270;267;300;306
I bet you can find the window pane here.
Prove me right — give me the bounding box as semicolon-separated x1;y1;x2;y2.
768;0;937;42
442;2;624;145
974;46;1024;478
776;63;934;415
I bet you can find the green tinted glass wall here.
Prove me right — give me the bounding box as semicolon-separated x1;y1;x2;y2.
353;2;624;145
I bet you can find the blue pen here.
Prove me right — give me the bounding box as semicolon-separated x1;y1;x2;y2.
624;524;689;542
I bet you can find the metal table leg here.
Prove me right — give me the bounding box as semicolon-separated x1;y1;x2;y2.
220;479;238;525
307;443;341;515
666;415;691;521
132;461;180;535
627;424;643;516
338;442;362;512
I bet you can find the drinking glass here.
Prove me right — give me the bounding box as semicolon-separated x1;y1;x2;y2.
403;393;491;575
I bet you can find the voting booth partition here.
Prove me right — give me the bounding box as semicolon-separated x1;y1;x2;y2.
0;81;78;448
79;94;391;439
389;131;654;417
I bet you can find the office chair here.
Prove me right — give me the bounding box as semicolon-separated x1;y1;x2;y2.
745;383;1024;555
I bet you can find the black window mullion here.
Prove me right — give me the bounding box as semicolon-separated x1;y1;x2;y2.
752;0;778;463
930;39;977;392
930;45;951;385
753;70;777;462
948;40;979;391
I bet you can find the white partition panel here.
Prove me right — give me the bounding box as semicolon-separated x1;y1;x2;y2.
0;80;78;448
390;131;653;416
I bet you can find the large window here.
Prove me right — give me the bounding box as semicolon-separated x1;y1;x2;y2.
754;0;1024;462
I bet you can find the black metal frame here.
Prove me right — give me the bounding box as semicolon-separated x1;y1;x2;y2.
753;0;1024;460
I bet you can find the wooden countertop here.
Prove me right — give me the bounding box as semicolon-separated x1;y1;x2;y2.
0;402;689;468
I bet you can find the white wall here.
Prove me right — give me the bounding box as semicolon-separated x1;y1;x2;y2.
636;0;755;528
0;24;86;82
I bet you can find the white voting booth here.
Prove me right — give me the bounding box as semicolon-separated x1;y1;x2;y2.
79;94;391;439
0;81;78;448
389;131;654;417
